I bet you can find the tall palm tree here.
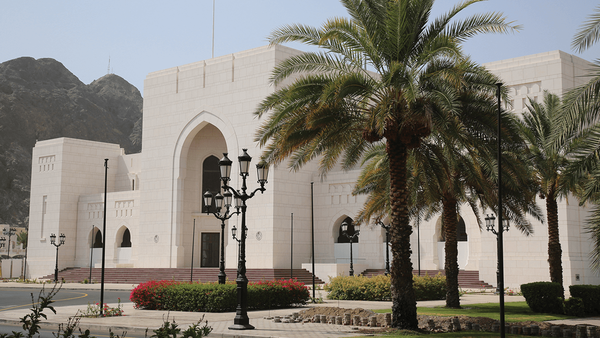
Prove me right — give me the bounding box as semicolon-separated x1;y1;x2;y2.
517;92;575;288
255;1;519;328
354;70;539;308
559;5;600;271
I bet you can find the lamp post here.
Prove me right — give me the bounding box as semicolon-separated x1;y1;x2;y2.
211;149;268;330
495;82;506;338
2;227;16;278
341;221;360;277
204;190;240;284
377;221;391;276
50;233;66;283
485;214;509;293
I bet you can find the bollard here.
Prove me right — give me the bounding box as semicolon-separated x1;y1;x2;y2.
343;313;351;325
369;316;377;327
577;324;588;338
452;317;461;331
384;313;392;327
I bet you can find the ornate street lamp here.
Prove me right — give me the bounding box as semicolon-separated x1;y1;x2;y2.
341;221;360;277
485;214;509;294
204;190;240;284
2;227;16;278
50;233;66;283
216;149;268;330
377;221;391;276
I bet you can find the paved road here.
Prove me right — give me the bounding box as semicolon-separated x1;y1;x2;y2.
0;286;132;313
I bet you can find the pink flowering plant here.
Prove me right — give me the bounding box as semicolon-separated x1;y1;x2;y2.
82;298;124;317
130;279;309;312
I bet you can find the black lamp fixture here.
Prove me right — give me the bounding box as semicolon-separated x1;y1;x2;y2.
341;221;360;277
203;188;240;284
50;233;66;283
377;221;391;276
211;149;268;330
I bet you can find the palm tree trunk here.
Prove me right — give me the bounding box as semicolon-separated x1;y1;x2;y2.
546;196;563;289
442;197;460;308
387;138;418;330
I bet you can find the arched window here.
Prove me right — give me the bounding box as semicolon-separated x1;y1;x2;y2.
337;217;359;243
202;156;221;213
438;216;468;242
120;229;132;247
93;230;103;248
457;218;467;242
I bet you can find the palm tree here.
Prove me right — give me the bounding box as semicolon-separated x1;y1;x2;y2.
560;5;600;271
16;231;27;250
255;0;519;328
354;70;539;308
517;92;575;288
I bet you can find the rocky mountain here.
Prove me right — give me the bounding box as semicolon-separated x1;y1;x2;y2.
0;57;142;227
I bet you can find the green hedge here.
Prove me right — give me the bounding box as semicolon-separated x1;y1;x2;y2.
521;282;564;314
570;285;600;315
130;279;310;312
325;273;446;301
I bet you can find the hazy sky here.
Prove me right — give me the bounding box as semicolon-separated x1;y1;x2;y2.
1;1;599;92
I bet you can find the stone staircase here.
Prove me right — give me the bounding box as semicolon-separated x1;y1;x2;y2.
361;269;494;289
41;267;325;285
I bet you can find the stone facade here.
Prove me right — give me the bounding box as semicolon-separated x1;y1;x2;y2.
25;46;600;290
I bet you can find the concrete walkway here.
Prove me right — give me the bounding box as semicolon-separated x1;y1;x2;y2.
0;282;597;337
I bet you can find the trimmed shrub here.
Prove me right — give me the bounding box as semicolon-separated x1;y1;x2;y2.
570;285;600;315
325;275;391;300
130;279;309;312
521;282;564;314
325;274;445;301
564;297;585;317
413;273;446;301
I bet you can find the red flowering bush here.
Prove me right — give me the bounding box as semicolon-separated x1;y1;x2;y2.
130;280;181;310
248;279;310;309
130;279;309;312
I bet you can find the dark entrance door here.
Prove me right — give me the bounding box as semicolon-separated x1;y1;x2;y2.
201;233;219;267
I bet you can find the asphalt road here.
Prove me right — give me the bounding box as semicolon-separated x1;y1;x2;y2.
0;286;132;313
0;286;137;338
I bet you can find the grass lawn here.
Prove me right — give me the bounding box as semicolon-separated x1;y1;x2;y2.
364;330;537;337
373;301;573;322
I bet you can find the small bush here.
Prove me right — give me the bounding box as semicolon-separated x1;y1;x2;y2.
570;285;600;315
413;273;446;301
325;274;445;301
325;275;391;300
564;297;585;317
521;282;564;314
130;279;309;311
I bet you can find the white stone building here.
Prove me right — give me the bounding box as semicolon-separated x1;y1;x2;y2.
25;46;600;289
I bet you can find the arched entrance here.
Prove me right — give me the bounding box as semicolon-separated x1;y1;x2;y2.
435;215;469;269
175;119;229;268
